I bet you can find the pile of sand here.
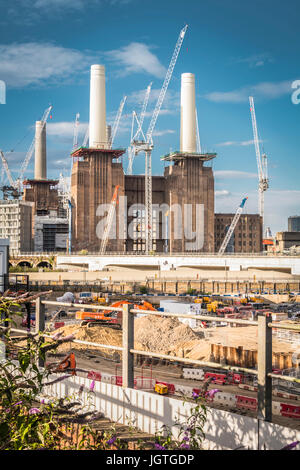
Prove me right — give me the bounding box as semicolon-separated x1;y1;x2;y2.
53;315;203;359
134;315;203;357
52;316;298;362
54;324;122;357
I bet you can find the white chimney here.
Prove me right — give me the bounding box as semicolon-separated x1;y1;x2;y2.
89;64;107;149
180;73;197;153
106;124;112;146
34;121;47;180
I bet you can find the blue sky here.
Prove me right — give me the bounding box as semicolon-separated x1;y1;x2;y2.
0;0;299;234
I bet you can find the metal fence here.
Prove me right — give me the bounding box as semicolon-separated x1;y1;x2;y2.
12;251;300;258
2;297;300;422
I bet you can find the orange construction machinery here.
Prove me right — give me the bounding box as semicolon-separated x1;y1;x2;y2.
53;352;77;376
75;300;156;329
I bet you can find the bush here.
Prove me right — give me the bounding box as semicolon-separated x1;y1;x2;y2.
139;286;148;295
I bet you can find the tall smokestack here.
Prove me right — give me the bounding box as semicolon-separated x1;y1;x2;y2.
180;73;197;153
34;121;47;180
89;64;107;149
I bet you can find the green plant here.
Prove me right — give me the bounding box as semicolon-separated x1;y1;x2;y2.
186;288;197;296
139;285;148;295
153;393;207;450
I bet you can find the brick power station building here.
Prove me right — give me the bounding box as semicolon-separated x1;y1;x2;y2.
70;65;262;254
22;64;262;254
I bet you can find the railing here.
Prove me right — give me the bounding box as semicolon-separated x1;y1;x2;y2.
2;298;300;422
12;251;300;258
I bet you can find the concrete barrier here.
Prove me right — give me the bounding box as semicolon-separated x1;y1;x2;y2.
183;368;205;380
41;373;300;450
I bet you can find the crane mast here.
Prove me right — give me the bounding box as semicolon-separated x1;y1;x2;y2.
73;113;80;150
218;197;248;255
100;185;120;255
0;150;16;188
249;96;269;227
109;96;127;149
127;83;152;175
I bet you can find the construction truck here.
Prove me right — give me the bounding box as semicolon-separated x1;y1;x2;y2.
206;301;224;313
76;300;156;329
92;294;106;304
154;383;168;395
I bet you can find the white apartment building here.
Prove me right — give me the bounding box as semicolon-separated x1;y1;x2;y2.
0;200;33;254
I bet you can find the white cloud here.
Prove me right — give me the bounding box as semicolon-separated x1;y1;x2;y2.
205;80;293;103
0;42;94;87
152;129;175;137
234;53;273;68
215;189;300;234
6;0;132;13
215;190;231;197
216;139;264;147
33;0;87;9
214;170;257;179
47;121;88;139
106;43;166;79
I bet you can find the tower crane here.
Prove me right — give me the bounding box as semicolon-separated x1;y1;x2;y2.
218;197;248;255
0;105;53;199
249;96;268;228
196;108;202;154
109;96;127;149
127;82;152;175
82;125;89;148
73;113;80;150
0;150;16;188
132;24;188;254
100;185;120;255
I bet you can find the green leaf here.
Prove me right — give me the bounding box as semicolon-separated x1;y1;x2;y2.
18;353;30;373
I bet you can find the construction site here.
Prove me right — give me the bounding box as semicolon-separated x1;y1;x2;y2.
1;285;299;450
0;24;267;258
1;22;300;451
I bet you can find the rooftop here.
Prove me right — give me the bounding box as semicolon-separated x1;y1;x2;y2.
71;146;125;159
160;151;217;162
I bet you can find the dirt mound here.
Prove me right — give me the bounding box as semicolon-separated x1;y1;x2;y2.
134;315;202;357
54;323;122;358
53;315;203;359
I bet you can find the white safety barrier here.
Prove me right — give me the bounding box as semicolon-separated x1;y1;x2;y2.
183;368;205;380
41;373;300;450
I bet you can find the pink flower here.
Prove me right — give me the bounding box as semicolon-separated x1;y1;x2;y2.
206;388;220;399
90;380;95;391
29;407;41;415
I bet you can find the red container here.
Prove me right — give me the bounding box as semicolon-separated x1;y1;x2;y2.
236;395;257;410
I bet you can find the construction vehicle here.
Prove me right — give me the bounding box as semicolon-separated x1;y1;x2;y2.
52;353;76;376
206;301;219;313
76;300;156;328
92;294;106;304
154;383;168;395
206;300;224;313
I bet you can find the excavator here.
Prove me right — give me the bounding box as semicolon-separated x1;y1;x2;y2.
75;300;157;329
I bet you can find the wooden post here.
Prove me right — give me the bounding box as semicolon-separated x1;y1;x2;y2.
122;303;134;388
257;313;272;422
35;297;45;333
